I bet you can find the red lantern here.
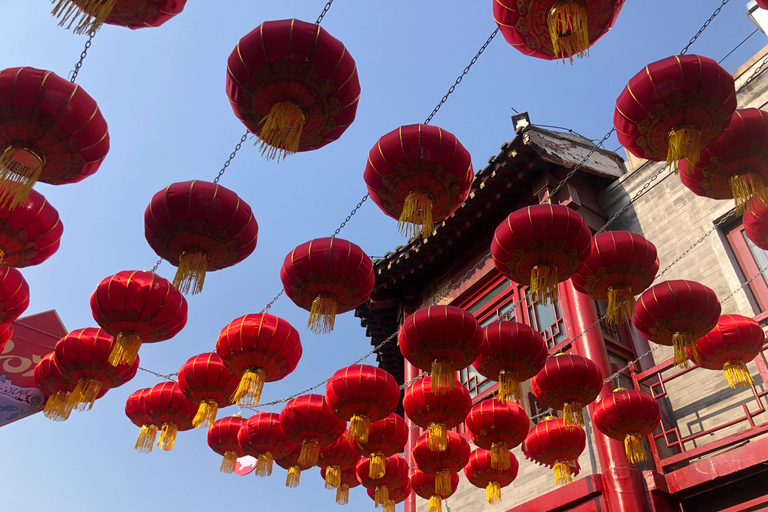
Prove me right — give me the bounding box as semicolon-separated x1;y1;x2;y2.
464;448;519;505
0;67;108;208
357;454;410;508
177;352;240;429
465;399;529;471
523;417;586;485
326;364;400;444
321;466;360;505
744;195;768;250
402;377;471;452
52;0;187;33
90;270;187;366
571;231;659;324
355;413;408;480
473;321;548;403
364;124;473;238
615;55;737;171
274;444;313;488
759;0;768;8
412;431;470;497
492;204;592;305
531;354;603;427
690;314;766;388
34;352;79;421
280;237;374;333
318;431;361;490
411;469;458;512
207;416;246;473
144;180;259;295
633;280;721;368
0;323;11;353
399;305;483;394
366;477;411;512
0;188;63;267
125;388;156;453
142;381;199;451
0;267;28;322
279;393;346;467
215;313;302;407
226;19;360;160
238;411;294;478
592;388;660;463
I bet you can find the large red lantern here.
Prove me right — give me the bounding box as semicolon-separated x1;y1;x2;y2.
357;454;410;508
275;444;314;488
52;0;187;33
90;270;187;366
473;321;548;403
493;0;625;62
279;393;346;467
592;388;660;464
355;413;408;480
412;431;470;497
0;267;28;323
633;280;721;368
402;377;471;452
34;352;77;421
366;477;411;512
177;352;240;429
465;399;529;470
399;305;483;394
0;67;108;208
325;364;400;444
364;124;473;238
318;431;361;490
280;237;374;333
571;231;659;324
411;469;458;512
238;411;294;477
615;55;737;171
0;188;63;267
744;195;768;250
125;388;156;453
321;466;360;505
216;313;302;407
226;19;360;160
207;416;246;473
144;180;259;295
492;204;592;305
464;448;519;505
531;354;603;427
142;381;199;451
759;0;768;8
523;417;586;485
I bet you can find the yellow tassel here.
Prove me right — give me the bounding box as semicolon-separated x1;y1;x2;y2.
43;390;74;422
606;286;635;325
51;0;118;34
369;452;386;480
485;481;502;505
257;101;305;162
667;126;703;173
157;422;179;451
429;496;443;512
308;295;338;334
562;401;585;428
109;331;143;367
554;459;573;485
671;331;696;368
286;465;302;488
531;264;559;305
374;486;389;508
435;469;451;497
623;433;647;464
232;368;266;407
398;191;434;239
497;369;520;403
325;465;342;489
0;144;45;210
547;1;590;63
384;501;396;512
430;359;454;396
173;252;208;295
730;173;768;215
299;438;320;467
256;451;274;477
220;451;238;473
723;361;753;389
69;377;102;412
428;422;448;452
348;414;371;444
336;483;350;505
134;424;157;453
192;400;219;429
491;442;510;470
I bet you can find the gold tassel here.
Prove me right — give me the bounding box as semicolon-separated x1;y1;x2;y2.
134;424;157;453
299;438;320;467
623;433;647;464
157;422;179;451
220;451;238;473
384;501;396;512
430;359;454;395
491;442;510;470
43;390;74;422
667;126;703;173
547;1;590;63
69;377;102;412
308;295;338;334
374;486;389;508
398;191;434;239
257;101;305;161
723;361;753;388
0;144;45;210
428;422;448;452
435;469;451;497
232;368;266;407
730;173;768;215
286;465;302;488
173;252;208;295
485;481;502;505
497;369;520;403
336;483;350;505
606;286;635;325
671;331;696;368
429;496;443;512
51;0;118;34
562;401;584;428
348;414;371;444
531;264;559;305
256;451;274;477
369;452;386;480
192;400;219;429
109;331;143;367
325;465;342;490
554;459;573;485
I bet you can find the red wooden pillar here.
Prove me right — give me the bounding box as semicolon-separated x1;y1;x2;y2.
404;359;419;512
560;280;650;512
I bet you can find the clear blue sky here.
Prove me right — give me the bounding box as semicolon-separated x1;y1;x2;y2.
0;1;763;511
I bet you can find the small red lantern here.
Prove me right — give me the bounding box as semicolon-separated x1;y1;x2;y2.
216;313;302;407
364;124;473;238
325;364;400;444
0;323;11;353
366;477;411;512
226;19;360;160
473;321;548;403
52;0;187;33
34;352;79;421
633;280;721;368
177;352;240;429
411;469;458;512
465;399;529;471
355;412;408;480
279;393;346;467
144;180;259;295
571;231;659;324
399;305;483;394
523;417;586;485
531;354;603;428
318;431;361;490
592;388;660;464
464;448;519;505
280;237;374;333
207;416;246;473
90;270;187;366
615;55;737;172
0;188;63;267
492;204;592;305
0;67;109;208
238;411;294;478
125;388;156;453
402;377;471;452
143;381;199;451
0;267;28;323
275;444;314;488
744;195;768;250
357;454;410;508
321;466;360;505
412;431;470;497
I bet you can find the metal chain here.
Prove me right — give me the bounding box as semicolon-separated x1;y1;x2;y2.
547;128;616;200
260;290;284;314
149;258;163;274
738;53;768;93
680;0;729;55
316;0;335;24
721;264;768;304
213;131;250;184
69;31;96;83
655;215;731;281
138;367;177;381
332;194;369;237
596;167;673;234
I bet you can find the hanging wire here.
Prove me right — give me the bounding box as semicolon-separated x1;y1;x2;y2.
138;367;177;381
719;28;759;64
315;0;335;24
69;31;96;83
213;131;250;184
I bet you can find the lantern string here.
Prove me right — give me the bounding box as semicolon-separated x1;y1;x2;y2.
68;30;96;83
